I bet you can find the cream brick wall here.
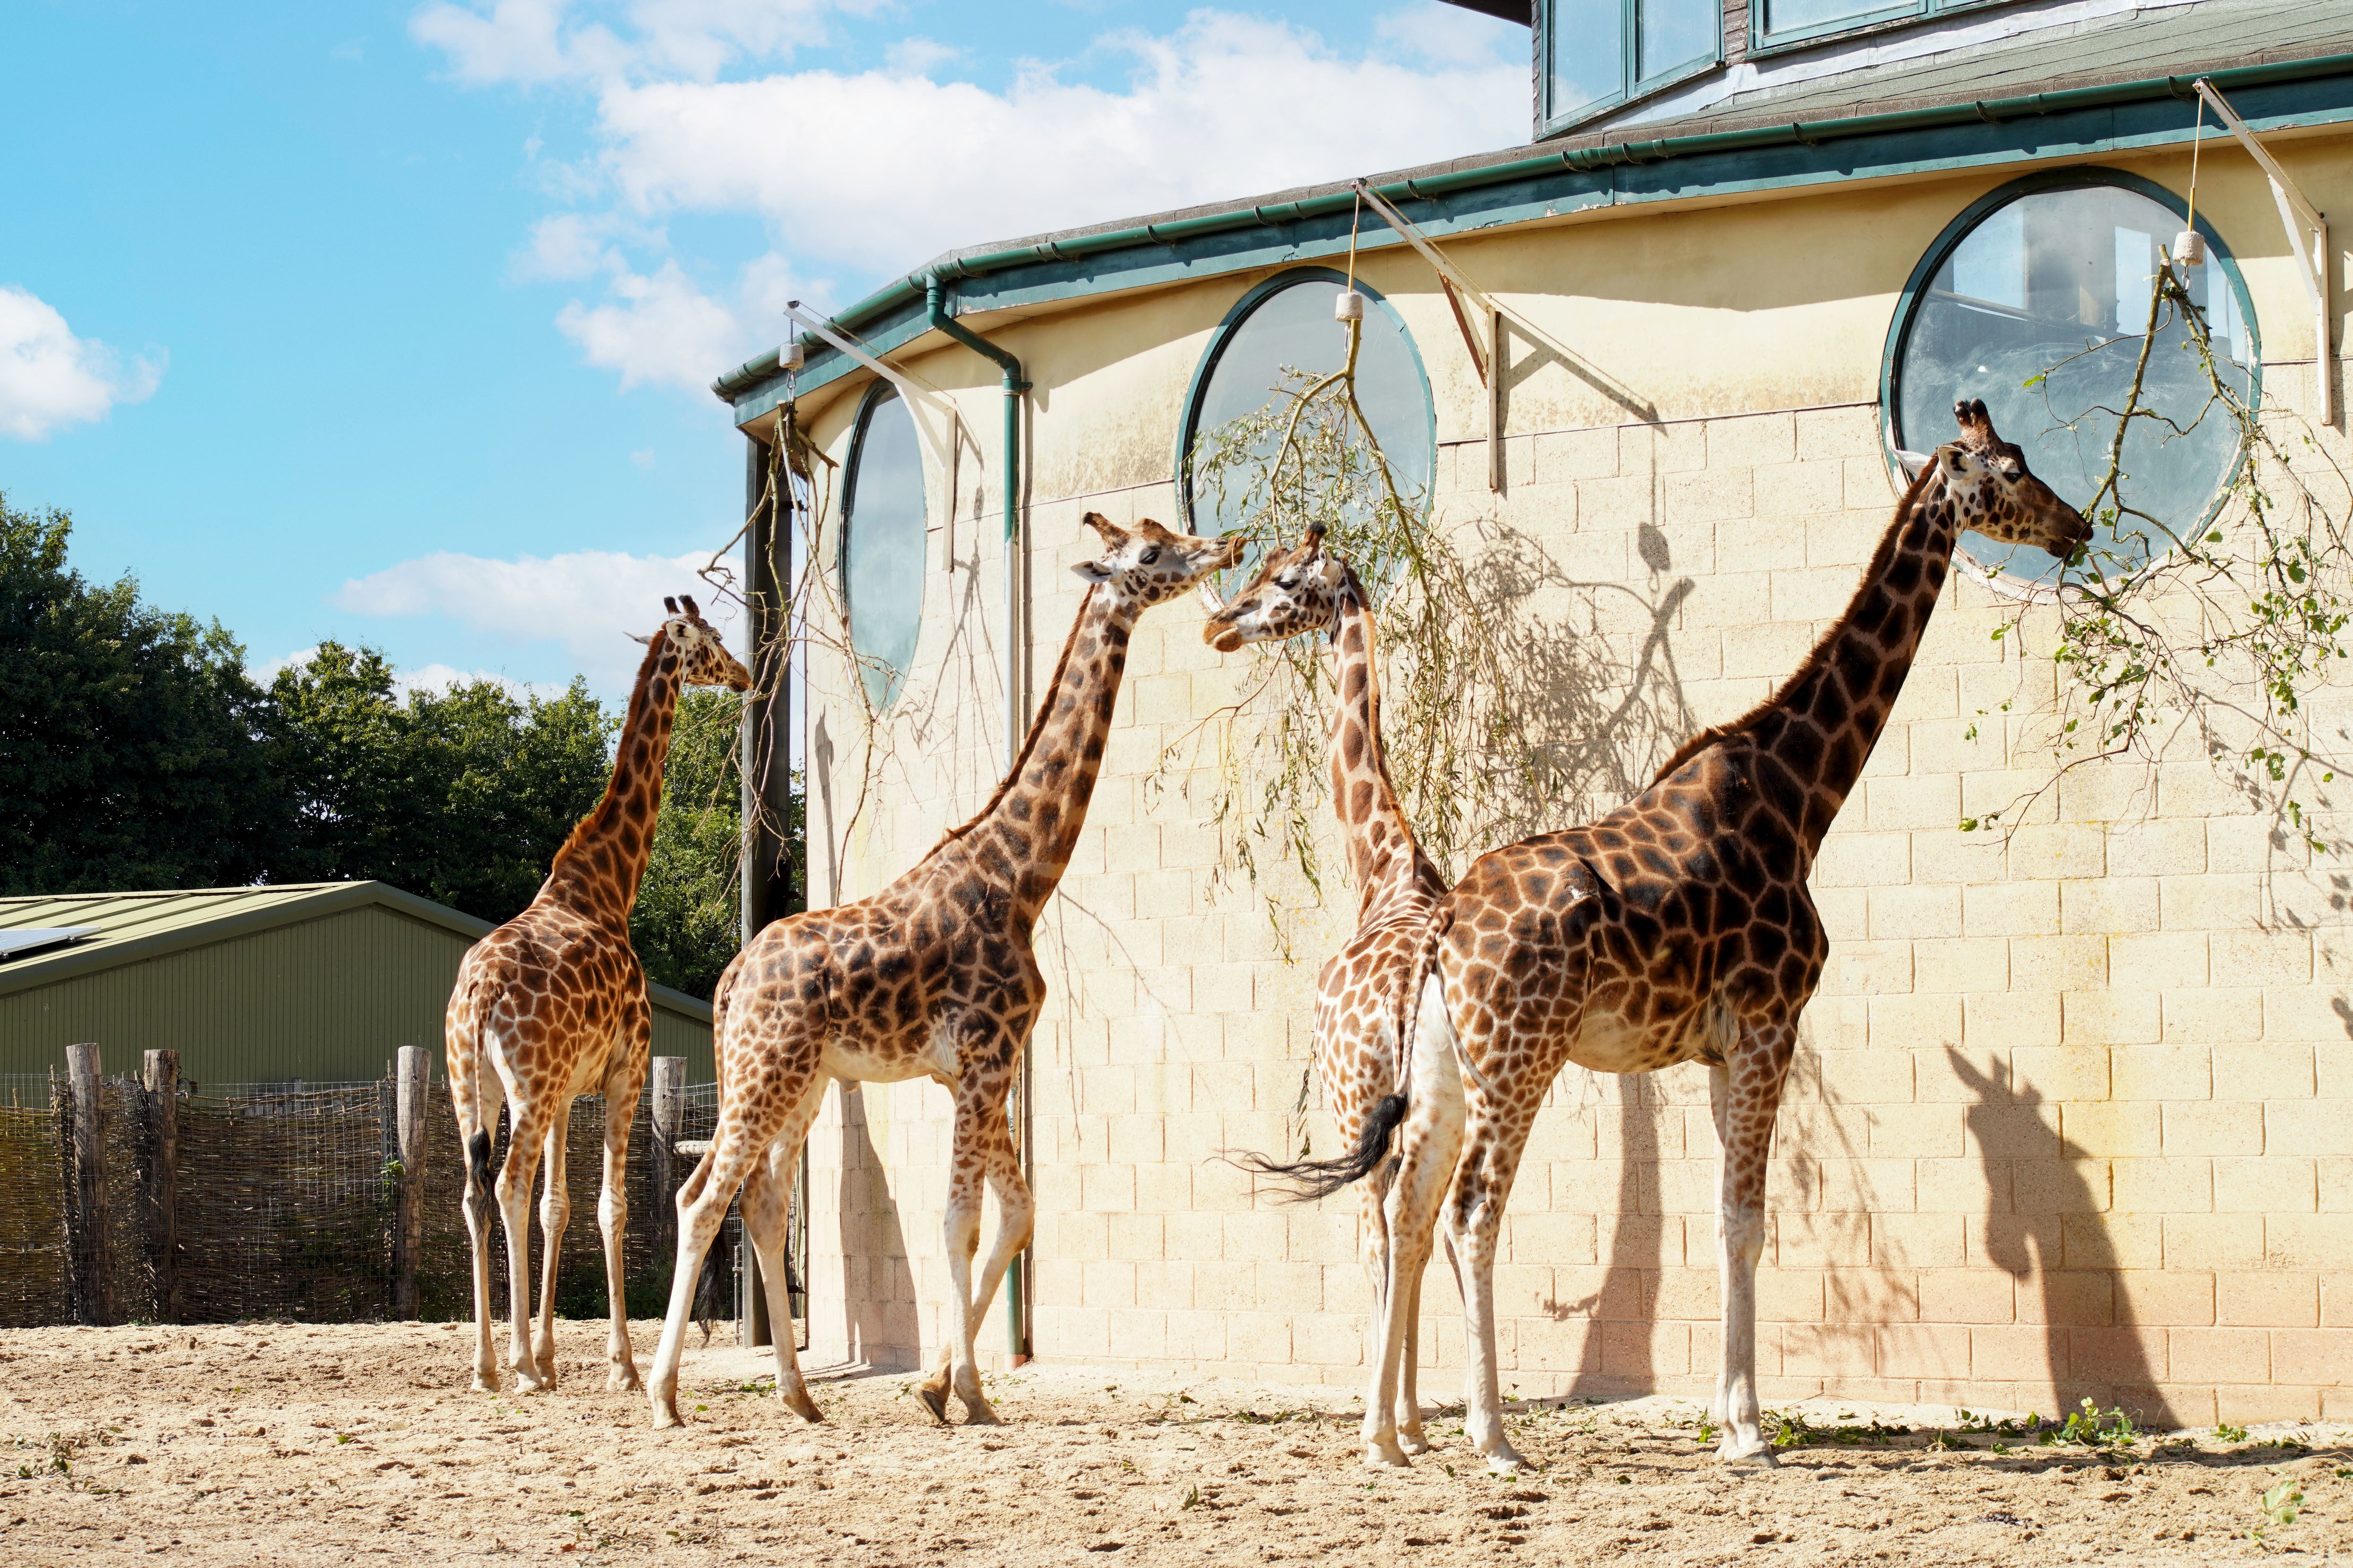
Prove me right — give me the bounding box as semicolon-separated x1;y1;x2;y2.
782;139;2353;1425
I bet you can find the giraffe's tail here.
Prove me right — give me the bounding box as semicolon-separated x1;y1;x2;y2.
1228;1093;1407;1204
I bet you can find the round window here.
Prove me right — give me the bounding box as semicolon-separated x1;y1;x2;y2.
1181;272;1435;542
840;384;926;709
1889;174;2258;590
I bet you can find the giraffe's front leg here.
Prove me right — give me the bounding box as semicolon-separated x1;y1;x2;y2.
919;1057;1024;1426
599;1043;647;1393
530;1102;575;1390
1447;1131;1532;1476
1710;1028;1792;1467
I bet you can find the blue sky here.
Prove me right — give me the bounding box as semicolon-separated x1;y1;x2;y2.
0;1;1526;702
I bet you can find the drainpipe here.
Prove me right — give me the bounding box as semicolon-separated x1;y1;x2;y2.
922;274;1034;1365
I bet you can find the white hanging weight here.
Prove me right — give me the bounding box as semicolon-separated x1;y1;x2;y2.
1334;290;1367;322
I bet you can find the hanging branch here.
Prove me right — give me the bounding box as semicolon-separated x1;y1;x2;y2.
1962;249;2351;854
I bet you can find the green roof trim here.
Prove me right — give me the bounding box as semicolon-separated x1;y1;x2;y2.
0;882;713;1024
714;51;2353;428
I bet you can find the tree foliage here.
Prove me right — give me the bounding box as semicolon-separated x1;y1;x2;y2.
4;497;800;999
0;495;290;893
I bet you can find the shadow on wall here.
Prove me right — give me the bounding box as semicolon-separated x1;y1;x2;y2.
1947;1047;2178;1428
835;1081;919;1369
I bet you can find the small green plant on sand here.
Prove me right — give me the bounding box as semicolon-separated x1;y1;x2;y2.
2216;1422;2250;1443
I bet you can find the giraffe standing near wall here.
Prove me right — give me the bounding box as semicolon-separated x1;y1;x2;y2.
645;514;1242;1430
446;597;750;1395
1203;521;1451;1452
1342;401;2089;1472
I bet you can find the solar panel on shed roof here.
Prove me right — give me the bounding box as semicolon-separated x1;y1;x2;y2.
0;927;95;962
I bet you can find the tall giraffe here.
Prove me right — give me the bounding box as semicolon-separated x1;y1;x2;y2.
1342;400;2088;1472
645;514;1241;1430
1203;522;1451;1451
446;596;750;1395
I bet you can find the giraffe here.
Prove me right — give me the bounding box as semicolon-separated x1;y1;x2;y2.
1337;399;2089;1472
1202;521;1451;1451
446;595;750;1396
645;513;1242;1430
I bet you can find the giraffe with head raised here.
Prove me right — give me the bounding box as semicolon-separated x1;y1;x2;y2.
446;595;751;1395
1202;521;1451;1451
1330;399;2088;1472
644;513;1242;1430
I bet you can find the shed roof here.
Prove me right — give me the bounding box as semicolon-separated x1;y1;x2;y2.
0;883;713;1023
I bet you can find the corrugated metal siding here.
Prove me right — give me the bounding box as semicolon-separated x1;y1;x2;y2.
0;907;714;1084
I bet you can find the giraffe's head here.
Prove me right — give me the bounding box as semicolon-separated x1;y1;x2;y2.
1199;521;1346;653
659;596;752;690
1917;397;2092;559
1070;513;1243;610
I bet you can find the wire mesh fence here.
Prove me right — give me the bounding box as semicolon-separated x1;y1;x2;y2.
0;1056;765;1330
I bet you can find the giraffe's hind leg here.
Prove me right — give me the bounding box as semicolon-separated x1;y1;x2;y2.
739;1074;828;1423
495;1094;554;1395
527;1099;574;1390
599;1025;649;1393
451;1035;505;1394
920;1039;1030;1426
1709;1026;1792;1467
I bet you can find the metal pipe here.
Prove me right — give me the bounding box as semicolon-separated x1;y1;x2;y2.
921;275;1034;1364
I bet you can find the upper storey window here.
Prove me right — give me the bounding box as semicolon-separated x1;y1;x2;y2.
840;383;927;710
1751;0;2002;54
1540;0;1720;134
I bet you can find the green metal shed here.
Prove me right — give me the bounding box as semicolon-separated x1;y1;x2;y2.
0;883;714;1086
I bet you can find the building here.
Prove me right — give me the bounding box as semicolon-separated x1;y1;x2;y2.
0;883;715;1087
713;0;2352;1424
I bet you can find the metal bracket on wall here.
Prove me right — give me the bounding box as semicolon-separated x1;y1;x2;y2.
2194;79;2335;427
1353;178;1658;489
781;302;969;568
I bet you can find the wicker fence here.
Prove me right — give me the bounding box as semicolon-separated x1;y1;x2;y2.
0;1046;772;1331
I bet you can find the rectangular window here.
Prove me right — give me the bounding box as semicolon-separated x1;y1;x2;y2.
1754;0;2004;53
1539;0;1723;135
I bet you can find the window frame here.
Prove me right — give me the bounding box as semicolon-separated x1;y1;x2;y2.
1173;266;1437;536
1535;0;1725;139
838;377;929;710
1748;0;2012;60
1876;165;2263;599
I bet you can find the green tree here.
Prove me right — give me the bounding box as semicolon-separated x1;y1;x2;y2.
267;641;614;922
0;495;294;893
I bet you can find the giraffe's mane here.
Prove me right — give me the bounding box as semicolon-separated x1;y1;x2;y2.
910;582;1107;869
551;622;673;871
1647;458;1942;787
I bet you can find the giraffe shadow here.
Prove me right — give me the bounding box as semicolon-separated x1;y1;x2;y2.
1947;1047;2177;1427
833;1082;920;1371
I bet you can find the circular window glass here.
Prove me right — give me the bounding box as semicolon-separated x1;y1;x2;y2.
840;384;926;709
1892;180;2257;589
1183;274;1434;546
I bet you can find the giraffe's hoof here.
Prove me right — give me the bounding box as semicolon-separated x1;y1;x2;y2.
959;1402;1002;1427
650;1406;685;1431
1718;1439;1778;1469
1397;1429;1433;1456
1361;1443;1411;1470
781;1389;824;1423
606;1368;642;1395
470;1375;500;1395
1483;1450;1531;1477
913;1385;951;1425
514;1372;553;1396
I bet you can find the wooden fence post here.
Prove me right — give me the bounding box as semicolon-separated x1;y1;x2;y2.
649;1057;684;1273
394;1047;430;1319
65;1042;113;1326
141;1049;180;1322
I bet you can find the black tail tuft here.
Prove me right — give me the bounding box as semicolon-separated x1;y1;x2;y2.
467;1129;494;1194
1229;1093;1409;1204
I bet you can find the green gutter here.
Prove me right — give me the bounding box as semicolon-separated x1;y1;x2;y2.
710;50;2353;406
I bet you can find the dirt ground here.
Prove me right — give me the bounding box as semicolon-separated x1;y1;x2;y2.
1;1321;2346;1566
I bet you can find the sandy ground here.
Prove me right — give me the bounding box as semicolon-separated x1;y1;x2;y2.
0;1321;2346;1566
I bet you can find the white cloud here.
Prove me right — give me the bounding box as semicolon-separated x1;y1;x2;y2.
588;13;1529;273
0;285;164;442
554;259;742;390
253;644;567;702
333;545;739;691
423;5;1528;393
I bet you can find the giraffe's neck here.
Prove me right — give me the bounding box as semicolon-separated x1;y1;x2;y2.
1755;470;1957;861
1326;573;1442;922
954;585;1136;922
543;631;680;923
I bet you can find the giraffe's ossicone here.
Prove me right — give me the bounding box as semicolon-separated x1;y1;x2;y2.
445;596;749;1397
1352;400;2087;1474
643;514;1241;1432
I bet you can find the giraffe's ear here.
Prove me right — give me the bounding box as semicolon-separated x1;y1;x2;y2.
680;594;701;619
1071;560;1116;583
663;596;679;615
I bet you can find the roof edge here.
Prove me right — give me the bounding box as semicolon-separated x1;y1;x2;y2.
710;47;2353;407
